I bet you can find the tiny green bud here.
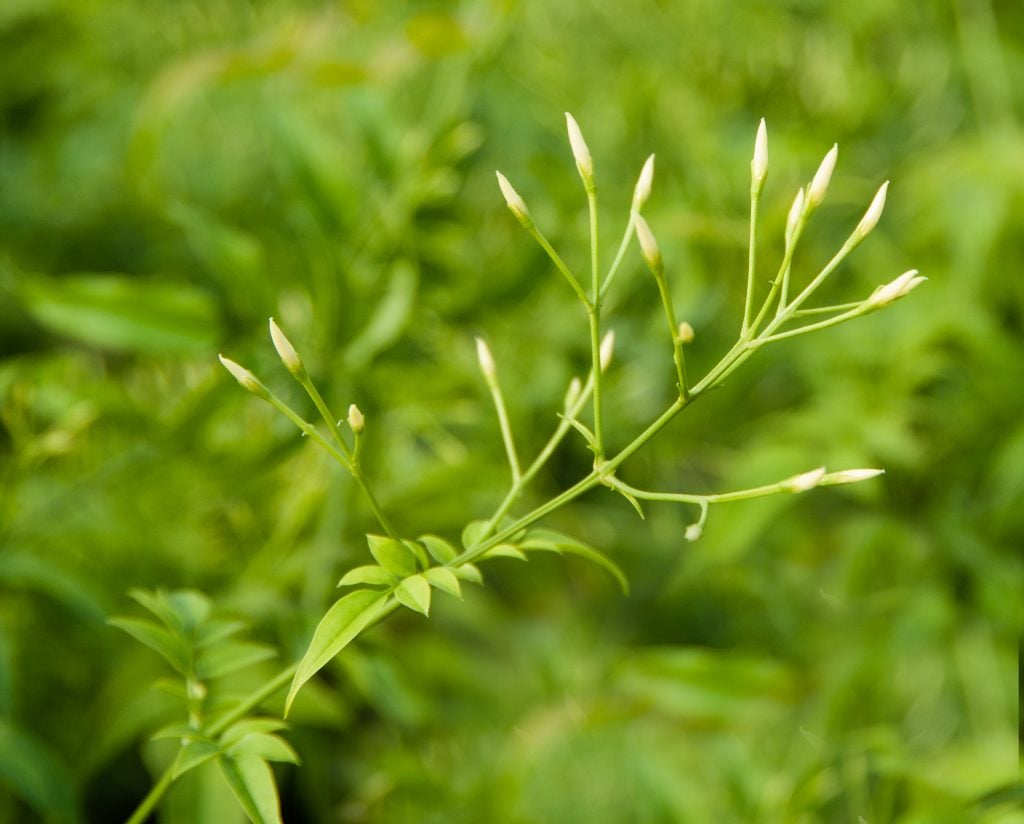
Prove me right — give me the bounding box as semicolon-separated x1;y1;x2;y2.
821;468;884;485
781;466;826;493
751;118;768;194
268;317;305;379
677;321;695;345
632;154;655;211
565;112;595;190
475;337;496;381
599;330;615;372
495;171;533;228
218;355;269;399
563;376;583;410
807;144;838;209
854;180;889;239
867;269;926;309
347;403;364;435
634;214;662;272
785;187;805;246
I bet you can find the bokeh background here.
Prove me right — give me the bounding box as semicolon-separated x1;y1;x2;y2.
1;0;1021;821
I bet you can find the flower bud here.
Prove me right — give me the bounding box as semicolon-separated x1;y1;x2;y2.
867;269;926;309
676;321;695;345
475;337;496;381
684;522;703;542
495;171;533;228
821;468;884;485
347;403;364;435
751;118;768;194
269;318;305;379
599;330;615;372
854;181;889;240
632;154;655;211
565;112;595;190
218;355;269;399
807;144;838;209
634;214;662;272
781;466;826;493
785;187;805;246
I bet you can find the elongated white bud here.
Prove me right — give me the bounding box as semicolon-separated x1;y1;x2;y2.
495;171;533;228
867;269;926;309
634;214;662;272
565;112;594;190
347;403;364;435
807;144;838;208
563;376;583;410
475;337;496;381
785;187;805;245
218;355;269;399
751;118;768;194
821;468;884;485
781;466;826;493
633;154;655;210
599;330;615;371
677;321;695;345
268;318;305;378
854;181;889;239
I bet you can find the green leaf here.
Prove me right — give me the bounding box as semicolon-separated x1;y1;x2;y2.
225;733;300;765
217;753;282;824
128;589;183;633
394;575;431;616
366;535;418;577
18;272;220;355
424;567;462;598
418;534;458;564
452;564;483;585
520;529;630;594
173;738;222;779
482;543;528;561
286;590;392;715
108;617;190;674
129;589;212;635
403;539;430;569
197;619;248;648
338;565;396;588
219;720;288;748
460;520;489;549
197;642;276;680
151;723;201;741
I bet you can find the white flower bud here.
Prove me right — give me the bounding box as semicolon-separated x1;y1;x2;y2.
807;144;838;208
781;466;826;493
785;187;805;245
268;317;305;378
599;330;615;372
677;321;695;344
347;403;364;435
565;112;594;189
563;376;583;410
751;118;768;194
632;154;655;210
634;214;662;272
495;171;533;228
867;269;926;309
218;355;269;399
475;337;496;381
684;522;703;542
854;181;889;239
821;468;884;485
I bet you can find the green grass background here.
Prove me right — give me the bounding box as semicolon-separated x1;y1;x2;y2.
0;0;1021;821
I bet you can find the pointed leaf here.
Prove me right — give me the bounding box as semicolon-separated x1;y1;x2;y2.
197;642;276;680
226;733;300;765
286;590;392;715
366;535;417;577
338;565;396;588
452;564;483;585
424;568;462;598
219;719;288;748
108;617;190;674
394;575;431;616
128;589;183;634
613;487;646;519
217;753;282;824
152;723;201;741
520;529;629;594
418;534;458;564
403;540;430;569
460;520;489;549
173;739;221;779
197;619;248;648
482;543;527;561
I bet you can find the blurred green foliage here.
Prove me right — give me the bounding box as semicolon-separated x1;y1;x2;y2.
1;0;1022;821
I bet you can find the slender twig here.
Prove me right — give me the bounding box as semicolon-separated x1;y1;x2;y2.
741;190;761;334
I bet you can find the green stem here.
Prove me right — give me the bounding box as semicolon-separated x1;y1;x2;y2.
600;210;636;300
485;374;521;483
588;309;605;458
741;191;760;334
125;767;175;824
528;227;591;307
650;268;688;399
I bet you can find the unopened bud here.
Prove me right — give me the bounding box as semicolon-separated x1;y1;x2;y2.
677;321;695;344
684;522;703;542
867;269;926;309
807;144;838;208
599;330;615;371
785;187;805;246
751;118;768;194
218;355;269;399
854;181;889;239
632;154;655;210
475;337;496;381
565;113;594;190
781;466;826;493
495;171;533;228
634;214;662;272
821;468;884;486
268;318;305;378
347;403;364;435
563;376;583;410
